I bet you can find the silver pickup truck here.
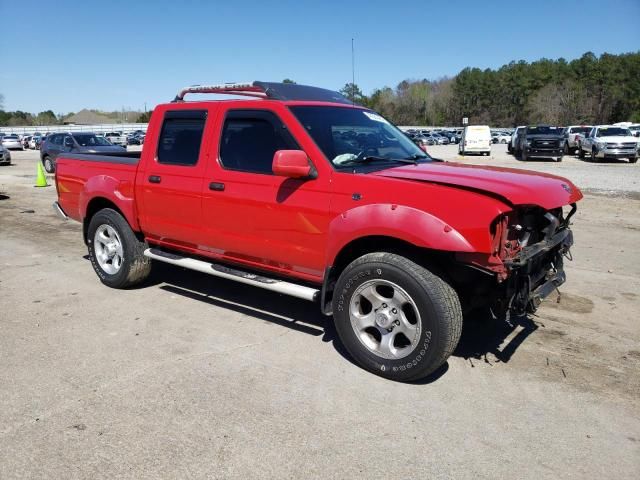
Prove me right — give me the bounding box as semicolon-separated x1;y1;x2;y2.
104;131;127;147
579;126;639;163
562;125;592;154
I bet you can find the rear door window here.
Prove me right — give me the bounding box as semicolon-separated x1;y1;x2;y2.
157;110;207;166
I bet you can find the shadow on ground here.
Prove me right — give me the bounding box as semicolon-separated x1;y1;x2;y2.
139;262;539;382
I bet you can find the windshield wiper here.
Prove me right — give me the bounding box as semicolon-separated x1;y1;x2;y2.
344;155;421;166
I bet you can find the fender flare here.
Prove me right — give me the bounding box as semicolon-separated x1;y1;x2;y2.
326;203;476;265
79;175;140;231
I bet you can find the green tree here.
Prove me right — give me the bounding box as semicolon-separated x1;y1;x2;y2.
136;111;152;123
282;78;296;84
339;82;367;105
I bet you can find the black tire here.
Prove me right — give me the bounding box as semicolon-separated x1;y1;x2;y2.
507;143;512;153
521;148;528;161
630;156;638;164
563;142;569;154
87;208;151;288
42;156;55;173
556;156;563;162
578;147;585;159
332;252;462;382
592;148;599;163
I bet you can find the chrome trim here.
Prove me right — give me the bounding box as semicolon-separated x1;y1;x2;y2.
144;248;319;302
52;201;69;220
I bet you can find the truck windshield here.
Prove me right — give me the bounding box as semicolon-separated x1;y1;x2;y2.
598;127;631;137
289;106;431;168
73;134;112;146
527;126;561;135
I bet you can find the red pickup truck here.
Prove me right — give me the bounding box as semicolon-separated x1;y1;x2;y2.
53;82;582;381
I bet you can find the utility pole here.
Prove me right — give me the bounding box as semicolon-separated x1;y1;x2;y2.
351;38;355;105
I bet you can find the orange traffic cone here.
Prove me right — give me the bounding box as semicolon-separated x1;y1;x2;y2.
35;161;49;187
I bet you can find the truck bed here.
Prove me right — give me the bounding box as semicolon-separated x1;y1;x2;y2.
56;151;142;223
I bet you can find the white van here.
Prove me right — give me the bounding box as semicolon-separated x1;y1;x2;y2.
459;125;491;156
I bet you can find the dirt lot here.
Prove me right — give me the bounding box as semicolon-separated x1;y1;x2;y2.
1;146;639;479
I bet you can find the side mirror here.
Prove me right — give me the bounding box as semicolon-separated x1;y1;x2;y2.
272;150;315;179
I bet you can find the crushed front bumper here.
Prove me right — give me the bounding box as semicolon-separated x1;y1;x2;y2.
505;226;573;314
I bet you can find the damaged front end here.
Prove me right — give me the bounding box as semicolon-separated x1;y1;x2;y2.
457;204;577;315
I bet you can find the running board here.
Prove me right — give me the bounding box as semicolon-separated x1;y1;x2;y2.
143;248;320;302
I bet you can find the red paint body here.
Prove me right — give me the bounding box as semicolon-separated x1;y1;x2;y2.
55;99;583;285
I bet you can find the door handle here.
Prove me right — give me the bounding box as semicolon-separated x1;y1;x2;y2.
148;175;161;184
209;182;225;191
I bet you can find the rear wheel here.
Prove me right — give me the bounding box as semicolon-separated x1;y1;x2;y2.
578;147;585;159
592;148;599;163
332;252;462;382
87;208;152;288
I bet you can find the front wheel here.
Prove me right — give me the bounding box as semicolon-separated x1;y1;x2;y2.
332;252;462;382
578;147;585;159
87;208;152;288
630;156;638;164
521;149;528;161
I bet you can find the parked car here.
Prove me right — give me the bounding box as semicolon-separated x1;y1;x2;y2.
52;81;582;382
459;125;491;155
34;134;49;150
105;131;127;147
0;145;11;165
491;132;510;144
22;135;32;149
516;125;564;162
562;125;593;154
40;132;126;173
1;134;23;150
507;126;525;154
628;124;640;137
578;126;639;163
432;133;450;145
411;135;431;152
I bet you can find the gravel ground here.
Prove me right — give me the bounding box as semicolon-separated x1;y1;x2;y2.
1;149;639;479
429;143;640;197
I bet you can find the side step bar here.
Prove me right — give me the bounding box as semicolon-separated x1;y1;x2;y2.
143;248;320;302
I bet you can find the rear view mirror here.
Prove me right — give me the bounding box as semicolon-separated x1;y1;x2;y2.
272;150;316;179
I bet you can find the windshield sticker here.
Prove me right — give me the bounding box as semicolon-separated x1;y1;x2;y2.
363;112;389;124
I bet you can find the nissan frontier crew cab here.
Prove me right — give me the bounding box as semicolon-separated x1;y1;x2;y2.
53;82;582;381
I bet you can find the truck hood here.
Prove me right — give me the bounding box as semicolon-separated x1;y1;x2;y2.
372;162;583;210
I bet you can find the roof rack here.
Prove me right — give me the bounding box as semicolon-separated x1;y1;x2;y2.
173;82;267;102
173;81;353;105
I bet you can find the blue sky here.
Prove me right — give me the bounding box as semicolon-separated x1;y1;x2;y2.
1;0;639;113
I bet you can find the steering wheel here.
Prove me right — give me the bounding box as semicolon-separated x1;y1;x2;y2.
355;147;378;160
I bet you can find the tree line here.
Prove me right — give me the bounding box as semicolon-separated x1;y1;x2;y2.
342;51;640;126
2;51;638;127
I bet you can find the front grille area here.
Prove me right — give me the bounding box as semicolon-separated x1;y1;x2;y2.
606;142;637;148
532;139;560;148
